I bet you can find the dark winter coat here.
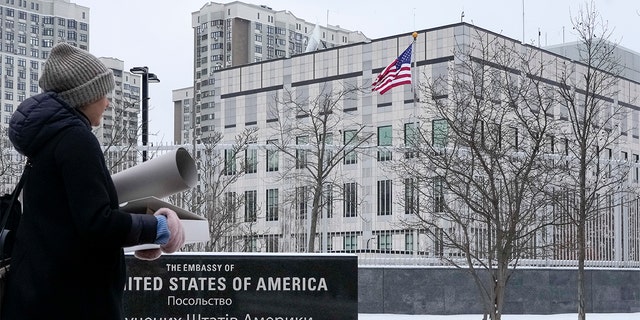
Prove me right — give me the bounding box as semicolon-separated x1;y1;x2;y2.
1;92;158;320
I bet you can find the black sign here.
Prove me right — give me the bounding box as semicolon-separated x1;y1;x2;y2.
124;253;358;320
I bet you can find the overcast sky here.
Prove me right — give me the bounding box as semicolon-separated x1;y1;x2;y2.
72;0;640;144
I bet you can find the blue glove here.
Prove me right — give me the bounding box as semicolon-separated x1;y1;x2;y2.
154;215;170;245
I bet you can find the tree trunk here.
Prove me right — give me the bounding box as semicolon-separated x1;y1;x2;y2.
307;187;323;252
577;213;586;320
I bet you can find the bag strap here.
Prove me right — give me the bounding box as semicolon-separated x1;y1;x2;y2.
0;160;31;234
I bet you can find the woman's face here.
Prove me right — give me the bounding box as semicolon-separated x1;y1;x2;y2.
78;96;109;126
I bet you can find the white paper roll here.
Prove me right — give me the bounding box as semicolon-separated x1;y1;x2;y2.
111;147;197;203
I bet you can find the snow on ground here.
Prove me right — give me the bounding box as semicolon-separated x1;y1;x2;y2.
358;313;640;320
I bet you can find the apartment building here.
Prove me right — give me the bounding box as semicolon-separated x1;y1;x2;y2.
176;1;369;145
0;0;143;173
0;0;89;129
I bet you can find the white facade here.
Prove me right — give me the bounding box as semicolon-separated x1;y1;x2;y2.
195;22;640;265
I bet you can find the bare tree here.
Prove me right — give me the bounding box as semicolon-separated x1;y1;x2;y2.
268;83;373;252
173;128;260;252
395;28;562;320
101;96;142;174
0;126;25;194
553;2;631;320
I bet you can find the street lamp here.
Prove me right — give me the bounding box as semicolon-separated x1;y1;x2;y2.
130;66;160;162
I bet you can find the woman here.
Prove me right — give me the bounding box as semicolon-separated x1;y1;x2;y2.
1;43;185;319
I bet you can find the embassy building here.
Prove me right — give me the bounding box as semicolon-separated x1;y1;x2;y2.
185;21;640;267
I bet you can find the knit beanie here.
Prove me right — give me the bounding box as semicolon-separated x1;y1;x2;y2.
39;42;115;108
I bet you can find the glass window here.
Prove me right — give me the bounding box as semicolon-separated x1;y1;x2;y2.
432;119;448;147
343;182;357;217
404;178;418;215
377;180;392;216
377;125;392;161
266;139;278;172
223;191;236;224
434;176;444;212
224;149;236;175
377;234;392;251
296;186;307;219
245;144;257;174
244;190;256;222
344;234;357;251
265;235;278;252
296;136;307;169
404;122;418;159
244;237;257;252
405;233;414;252
266;188;278;221
323;185;333;218
343;130;357;164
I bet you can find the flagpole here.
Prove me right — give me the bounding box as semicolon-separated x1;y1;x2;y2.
411;32;418;126
411;32;418;105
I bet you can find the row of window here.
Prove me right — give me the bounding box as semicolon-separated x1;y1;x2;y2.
222;177;424;225
239;231;443;254
0;5;87;31
222;124;419;176
0;29;85;45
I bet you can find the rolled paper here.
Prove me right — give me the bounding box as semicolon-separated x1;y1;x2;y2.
111;147;197;203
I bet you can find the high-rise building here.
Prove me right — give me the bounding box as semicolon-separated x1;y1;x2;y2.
99;57;142;171
175;1;369;145
172;86;193;146
0;0;90;129
0;0;144;172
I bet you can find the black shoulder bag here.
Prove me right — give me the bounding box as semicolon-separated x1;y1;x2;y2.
0;161;30;269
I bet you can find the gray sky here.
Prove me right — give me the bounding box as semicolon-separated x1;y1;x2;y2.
72;0;640;144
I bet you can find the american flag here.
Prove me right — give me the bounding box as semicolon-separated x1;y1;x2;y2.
372;43;413;95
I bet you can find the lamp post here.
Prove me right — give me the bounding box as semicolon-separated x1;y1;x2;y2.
130;66;160;162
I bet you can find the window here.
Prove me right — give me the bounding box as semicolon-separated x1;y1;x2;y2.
344;234;357;251
266;139;278;172
377;180;392;216
244;190;257;222
224;149;236;175
325;235;333;251
223;192;236;224
343;130;357;164
322;133;333;166
405;233;414;252
296;186;308;219
377;125;392;161
378;234;392;251
434;228;444;256
434;176;444;212
404;178;418;215
323;185;333;218
343;182;357;217
635;154;639;183
432;119;448;148
265;235;278;252
296;136;308;169
244;237;257;252
404;122;418;159
266;188;278;221
245;144;257;173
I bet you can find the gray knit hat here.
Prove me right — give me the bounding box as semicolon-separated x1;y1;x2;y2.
39;43;115;108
